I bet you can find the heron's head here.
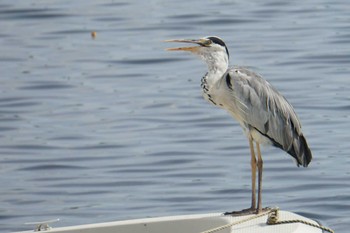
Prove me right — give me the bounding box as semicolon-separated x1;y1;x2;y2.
166;36;229;72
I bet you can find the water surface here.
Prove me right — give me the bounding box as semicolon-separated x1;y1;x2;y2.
0;0;349;232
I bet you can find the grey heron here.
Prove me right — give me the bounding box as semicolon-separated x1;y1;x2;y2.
165;36;312;214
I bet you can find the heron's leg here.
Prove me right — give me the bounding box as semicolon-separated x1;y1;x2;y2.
256;142;263;213
224;137;257;216
249;137;257;210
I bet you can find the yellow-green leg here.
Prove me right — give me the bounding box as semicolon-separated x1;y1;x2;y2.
256;142;263;214
249;137;257;210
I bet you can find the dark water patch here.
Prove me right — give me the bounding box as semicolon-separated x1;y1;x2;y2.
94;17;125;22
197;18;257;25
12;200;44;205
50;180;156;188
263;48;299;53
0;4;11;8
70;143;126;150
194;121;235;128
34;35;66;41
0;109;29;114
0;57;25;62
266;183;344;193
1;8;71;18
167;13;206;21
329;38;350;44
252;9;285;17
163;172;221;178
19;82;74;90
262;1;291;7
305;104;350;111
48;155;120;163
167;13;206;20
0;8;48;14
113;57;185;65
29;177;73;182
220;144;248;152
100;2;130;7
0;33;11;38
152;159;196;166
298;54;350;65
284;8;325;14
74;58;108;64
69;190;111;196
294;211;338;222
46;29;95;35
119;25;196;32
299;203;350;213
330;33;350;44
0;126;16;131
112;168;170;174
0;144;60;151
0;101;39;108
0;8;70;20
0;215;20;221
124;116;193;124
143;102;174;109
0;97;27;103
174;138;220;144
88;73;149;79
148;151;201;157
18;164;87;171
274;60;318;67
153;196;221;204
49;135;88;141
19;13;70;20
263;164;303;172
290;194;350;204
209;188;249;195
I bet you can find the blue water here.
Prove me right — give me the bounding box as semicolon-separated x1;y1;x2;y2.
1;0;349;232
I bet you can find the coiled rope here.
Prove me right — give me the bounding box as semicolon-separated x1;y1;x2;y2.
266;208;334;233
200;207;334;233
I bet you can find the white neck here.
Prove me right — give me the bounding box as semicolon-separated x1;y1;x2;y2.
199;51;229;85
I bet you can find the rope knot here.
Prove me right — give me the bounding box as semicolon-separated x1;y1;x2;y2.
266;208;279;225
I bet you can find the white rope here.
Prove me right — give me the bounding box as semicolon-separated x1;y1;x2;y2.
200;210;271;233
200;208;334;233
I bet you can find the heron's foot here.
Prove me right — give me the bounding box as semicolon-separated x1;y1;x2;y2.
224;207;271;216
224;207;256;216
256;207;271;214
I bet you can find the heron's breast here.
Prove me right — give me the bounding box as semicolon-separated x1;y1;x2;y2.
201;75;221;107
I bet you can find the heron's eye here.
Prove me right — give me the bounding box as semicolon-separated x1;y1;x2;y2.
202;39;212;47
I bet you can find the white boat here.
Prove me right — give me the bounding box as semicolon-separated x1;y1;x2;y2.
15;208;329;233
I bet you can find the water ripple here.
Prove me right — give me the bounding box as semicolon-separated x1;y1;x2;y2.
0;8;70;20
113;58;185;65
19;82;74;90
18;164;86;171
197;18;257;25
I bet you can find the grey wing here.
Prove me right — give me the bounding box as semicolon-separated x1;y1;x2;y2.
224;67;312;167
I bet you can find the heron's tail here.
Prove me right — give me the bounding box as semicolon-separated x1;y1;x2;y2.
288;134;312;167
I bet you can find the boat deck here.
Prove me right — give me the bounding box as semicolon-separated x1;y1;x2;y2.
15;209;325;233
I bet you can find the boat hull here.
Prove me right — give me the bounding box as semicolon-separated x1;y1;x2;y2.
15;211;322;233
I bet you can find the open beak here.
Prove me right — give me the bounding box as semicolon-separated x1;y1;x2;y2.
165;39;204;52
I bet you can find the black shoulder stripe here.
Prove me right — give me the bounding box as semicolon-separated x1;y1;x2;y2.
251;125;304;167
225;73;233;90
250;125;284;151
